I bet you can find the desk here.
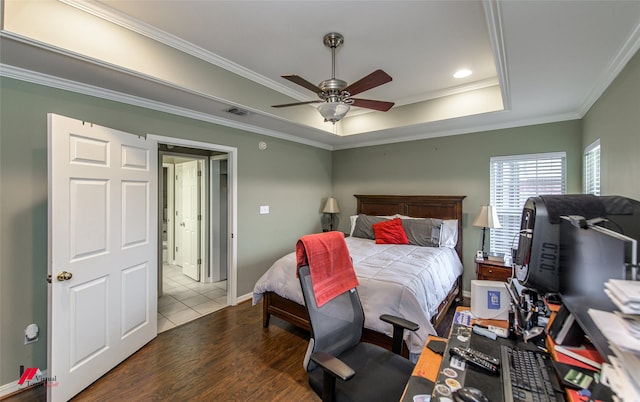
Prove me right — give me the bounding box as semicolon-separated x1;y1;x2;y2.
399;335;447;401
401;307;509;401
402;306;609;402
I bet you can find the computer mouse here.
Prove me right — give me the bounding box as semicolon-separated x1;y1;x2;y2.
453;387;489;402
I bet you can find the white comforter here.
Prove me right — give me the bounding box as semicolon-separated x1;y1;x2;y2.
252;236;463;355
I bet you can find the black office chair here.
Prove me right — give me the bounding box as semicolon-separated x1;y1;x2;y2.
298;264;419;402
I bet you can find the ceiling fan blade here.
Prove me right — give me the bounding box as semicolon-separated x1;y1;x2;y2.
272;100;323;108
343;69;392;96
351;98;395;112
282;74;323;93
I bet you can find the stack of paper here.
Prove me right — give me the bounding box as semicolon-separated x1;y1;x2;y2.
604;279;640;314
589;279;640;401
588;309;640;400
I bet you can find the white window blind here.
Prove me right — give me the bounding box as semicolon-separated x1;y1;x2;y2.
489;152;567;257
584;139;601;196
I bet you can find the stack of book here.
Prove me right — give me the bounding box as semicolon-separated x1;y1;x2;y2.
588;279;640;401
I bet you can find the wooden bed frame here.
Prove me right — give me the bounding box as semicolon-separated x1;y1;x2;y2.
261;195;466;351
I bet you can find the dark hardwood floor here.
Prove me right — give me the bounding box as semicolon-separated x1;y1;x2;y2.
4;297;467;401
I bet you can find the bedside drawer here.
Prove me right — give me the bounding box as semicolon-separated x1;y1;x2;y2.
476;261;512;282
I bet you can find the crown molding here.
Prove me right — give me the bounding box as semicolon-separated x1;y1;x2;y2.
0;59;583;153
483;0;511;111
578;19;640;116
394;77;500;107
59;0;309;102
0;62;333;150
332;111;581;150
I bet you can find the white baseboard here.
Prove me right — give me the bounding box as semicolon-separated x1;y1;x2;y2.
235;292;253;304
0;381;20;399
0;369;48;398
462;289;471;299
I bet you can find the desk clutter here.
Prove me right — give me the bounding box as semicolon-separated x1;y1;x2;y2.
430;322;491;401
429;319;564;402
587;279;640;401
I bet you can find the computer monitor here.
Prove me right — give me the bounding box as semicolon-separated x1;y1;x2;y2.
513;195;639;295
513;197;561;294
558;216;638;359
559;217;638;306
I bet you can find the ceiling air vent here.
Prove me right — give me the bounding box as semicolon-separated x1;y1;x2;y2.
225;107;250;116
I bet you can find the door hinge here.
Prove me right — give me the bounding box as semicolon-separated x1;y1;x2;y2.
198;258;202;265
198;214;202;221
47;274;52;284
175;246;179;252
198;170;202;177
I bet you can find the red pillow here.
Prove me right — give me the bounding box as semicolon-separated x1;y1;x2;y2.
372;218;409;245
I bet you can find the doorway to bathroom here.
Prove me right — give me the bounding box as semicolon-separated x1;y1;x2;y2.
158;144;230;332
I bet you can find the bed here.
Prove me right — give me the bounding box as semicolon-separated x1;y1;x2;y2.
252;194;466;355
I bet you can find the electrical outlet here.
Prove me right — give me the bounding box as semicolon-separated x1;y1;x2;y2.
259;205;269;214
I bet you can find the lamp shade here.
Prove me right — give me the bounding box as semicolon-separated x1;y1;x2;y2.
322;197;340;213
317;102;350;123
472;205;501;229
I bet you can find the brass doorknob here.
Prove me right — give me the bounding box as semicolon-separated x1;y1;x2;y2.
57;271;73;281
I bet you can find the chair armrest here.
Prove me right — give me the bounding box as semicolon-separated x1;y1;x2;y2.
379;314;420;355
310;351;355;381
380;314;419;332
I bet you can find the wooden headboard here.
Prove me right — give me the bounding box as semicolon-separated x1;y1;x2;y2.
354;195;466;260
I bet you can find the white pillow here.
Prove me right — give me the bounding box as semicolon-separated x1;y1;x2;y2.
439;219;458;248
349;215;358;236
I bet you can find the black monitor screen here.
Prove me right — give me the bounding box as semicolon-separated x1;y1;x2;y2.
559;219;637;306
514;207;534;267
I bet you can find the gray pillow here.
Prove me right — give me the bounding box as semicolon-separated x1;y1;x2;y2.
351;214;389;240
401;218;443;247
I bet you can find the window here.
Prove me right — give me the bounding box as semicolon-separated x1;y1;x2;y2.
489;152;567;257
584;139;601;196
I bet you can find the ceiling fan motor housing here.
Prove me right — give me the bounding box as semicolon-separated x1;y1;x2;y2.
323;32;344;49
319;78;348;92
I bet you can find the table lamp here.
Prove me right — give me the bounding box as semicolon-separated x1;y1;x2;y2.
473;205;501;258
321;197;340;232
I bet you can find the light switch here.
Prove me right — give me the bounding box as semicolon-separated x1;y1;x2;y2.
260;205;269;214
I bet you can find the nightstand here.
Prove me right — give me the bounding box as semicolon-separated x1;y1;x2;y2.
475;257;512;282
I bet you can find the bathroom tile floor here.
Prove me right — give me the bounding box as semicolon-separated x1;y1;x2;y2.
158;264;227;333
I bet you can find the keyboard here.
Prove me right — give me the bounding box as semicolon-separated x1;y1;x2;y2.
500;344;565;402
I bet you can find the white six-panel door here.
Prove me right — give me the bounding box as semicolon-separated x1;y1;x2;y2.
174;163;184;266
181;160;199;281
47;114;157;401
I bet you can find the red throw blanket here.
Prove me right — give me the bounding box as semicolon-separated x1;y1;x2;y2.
296;231;358;307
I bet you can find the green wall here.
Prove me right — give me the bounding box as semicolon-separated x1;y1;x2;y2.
1;48;638;389
0;77;332;385
332;121;583;291
582;50;640;200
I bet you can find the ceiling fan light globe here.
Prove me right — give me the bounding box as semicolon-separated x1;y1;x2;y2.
317;102;350;123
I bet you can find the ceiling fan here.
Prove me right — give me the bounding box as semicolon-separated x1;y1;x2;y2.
272;32;395;123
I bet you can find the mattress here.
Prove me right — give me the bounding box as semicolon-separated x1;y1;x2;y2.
252;236;463;354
